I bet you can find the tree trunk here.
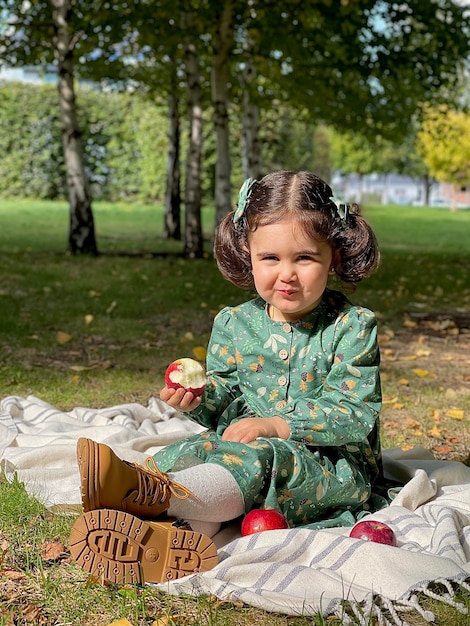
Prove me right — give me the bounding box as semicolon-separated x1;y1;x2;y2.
240;26;262;180
163;63;181;240
50;0;97;255
212;0;233;225
182;20;203;259
423;174;434;205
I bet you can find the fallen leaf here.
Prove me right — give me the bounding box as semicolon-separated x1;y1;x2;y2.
404;418;421;429
392;402;405;410
428;425;441;438
415;348;431;357
84;314;94;325
192;346;207;361
105;620;133;626
21;603;44;623
403;318;417;328
400;354;418;361
445;408;464;420
106;301;117;314
398;378;409;385
56;331;72;345
412;368;435;378
434;445;453;455
0;568;25;580
41;541;65;561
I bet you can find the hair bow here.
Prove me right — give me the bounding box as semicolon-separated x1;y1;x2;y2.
234;177;257;225
329;195;350;226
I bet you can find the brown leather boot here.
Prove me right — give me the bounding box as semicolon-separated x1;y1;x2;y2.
69;508;218;584
77;437;192;519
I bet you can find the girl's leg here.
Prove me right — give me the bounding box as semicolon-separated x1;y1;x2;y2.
167;463;245;536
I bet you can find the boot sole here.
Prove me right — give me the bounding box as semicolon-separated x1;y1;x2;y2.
77;437;100;512
69;508;218;584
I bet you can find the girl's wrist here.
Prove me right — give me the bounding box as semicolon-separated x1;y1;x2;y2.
270;415;290;440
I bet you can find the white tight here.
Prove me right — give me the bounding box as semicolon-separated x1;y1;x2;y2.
167;463;245;537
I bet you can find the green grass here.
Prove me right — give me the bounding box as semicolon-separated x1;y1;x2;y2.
362;205;470;323
0;199;469;625
1;200;469;407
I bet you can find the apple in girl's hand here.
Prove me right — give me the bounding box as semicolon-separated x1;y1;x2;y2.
349;520;397;546
241;509;290;536
165;358;207;396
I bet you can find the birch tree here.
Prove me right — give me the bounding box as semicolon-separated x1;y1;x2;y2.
211;0;234;224
50;0;97;254
181;8;204;258
0;0;98;254
164;59;182;240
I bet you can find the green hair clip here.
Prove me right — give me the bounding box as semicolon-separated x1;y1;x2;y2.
234;177;257;225
329;195;350;226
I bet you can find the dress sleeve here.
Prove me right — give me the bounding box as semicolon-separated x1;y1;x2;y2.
281;307;382;447
186;307;244;429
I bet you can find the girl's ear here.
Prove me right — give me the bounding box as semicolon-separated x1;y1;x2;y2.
330;250;340;273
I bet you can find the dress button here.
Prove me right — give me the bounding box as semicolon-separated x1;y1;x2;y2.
278;349;289;360
278;375;287;386
282;323;291;333
275;400;287;410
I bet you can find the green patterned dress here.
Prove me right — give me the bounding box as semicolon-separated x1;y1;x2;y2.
154;289;385;528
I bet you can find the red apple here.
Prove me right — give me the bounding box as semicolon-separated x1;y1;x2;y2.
241;509;289;536
349;519;397;546
165;358;207;396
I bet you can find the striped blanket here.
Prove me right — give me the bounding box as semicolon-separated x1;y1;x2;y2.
1;395;470;625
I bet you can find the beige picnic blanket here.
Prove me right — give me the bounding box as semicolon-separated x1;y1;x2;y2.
1;394;470;625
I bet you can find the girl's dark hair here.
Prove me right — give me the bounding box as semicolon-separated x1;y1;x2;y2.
214;170;380;290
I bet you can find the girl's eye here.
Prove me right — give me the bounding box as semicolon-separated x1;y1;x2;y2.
297;255;314;261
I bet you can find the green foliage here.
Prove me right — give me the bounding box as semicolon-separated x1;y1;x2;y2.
0;82;65;198
0;82;169;202
417;105;470;187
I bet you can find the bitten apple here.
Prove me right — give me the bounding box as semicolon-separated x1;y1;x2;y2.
349;520;397;546
165;358;207;396
241;509;289;536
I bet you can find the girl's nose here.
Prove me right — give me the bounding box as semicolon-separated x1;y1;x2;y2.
279;264;296;282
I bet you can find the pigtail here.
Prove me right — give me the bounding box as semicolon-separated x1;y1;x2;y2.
214;212;254;289
334;210;380;285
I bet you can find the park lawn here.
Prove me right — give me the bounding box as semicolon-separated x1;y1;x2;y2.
0;198;469;625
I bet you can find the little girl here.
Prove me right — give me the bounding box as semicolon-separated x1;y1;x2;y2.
70;171;384;585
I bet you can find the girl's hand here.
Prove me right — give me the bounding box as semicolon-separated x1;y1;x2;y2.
160;385;202;412
222;416;290;444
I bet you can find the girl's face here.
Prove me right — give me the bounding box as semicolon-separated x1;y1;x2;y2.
248;218;334;322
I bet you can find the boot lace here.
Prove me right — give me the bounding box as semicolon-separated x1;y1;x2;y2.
130;457;192;507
